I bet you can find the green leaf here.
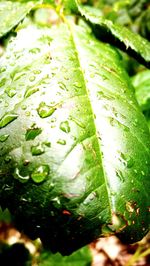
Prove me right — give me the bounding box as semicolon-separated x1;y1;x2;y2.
74;2;150;68
0;21;149;255
132;70;150;111
38;246;92;266
0;1;40;38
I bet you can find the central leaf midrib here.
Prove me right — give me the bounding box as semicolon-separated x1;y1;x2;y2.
68;22;112;216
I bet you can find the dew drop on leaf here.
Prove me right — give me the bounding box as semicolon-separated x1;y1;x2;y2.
5;87;16;98
0;113;18;128
57;139;66;145
0;66;7;73
29;76;36;82
13;168;30;183
120;153;134;168
31;165;49;183
0;134;9;142
116;170;125;182
37;102;56;118
73;81;82;88
25;127;42;141
60;121;70;133
24;87;39;98
31;143;45;156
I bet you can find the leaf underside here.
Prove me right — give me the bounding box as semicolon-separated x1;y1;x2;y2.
76;4;150;68
0;21;149;255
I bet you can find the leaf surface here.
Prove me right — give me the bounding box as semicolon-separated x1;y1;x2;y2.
0;21;149;255
38;246;92;266
73;2;150;68
0;1;39;38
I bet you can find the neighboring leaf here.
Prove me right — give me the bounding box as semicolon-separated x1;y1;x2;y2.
73;2;150;68
38;246;92;266
0;1;40;38
0;207;12;223
0;21;149;255
132;70;150;111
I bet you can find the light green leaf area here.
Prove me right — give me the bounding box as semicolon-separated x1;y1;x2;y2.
0;1;39;38
75;3;150;68
0;21;149;255
38;246;92;266
132;70;150;111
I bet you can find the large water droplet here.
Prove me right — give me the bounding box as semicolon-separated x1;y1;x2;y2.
31;143;45;156
60;121;70;133
37;102;56;118
13;168;30;183
25;127;42;141
5;87;16;98
31;165;49;183
0;134;9;142
24;87;39;98
0;113;18;128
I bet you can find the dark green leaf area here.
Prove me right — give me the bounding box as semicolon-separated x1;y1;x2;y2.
75;3;150;68
0;22;149;255
0;1;37;39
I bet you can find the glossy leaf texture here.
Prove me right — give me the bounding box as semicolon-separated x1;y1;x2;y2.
0;21;150;255
72;1;150;68
0;1;40;38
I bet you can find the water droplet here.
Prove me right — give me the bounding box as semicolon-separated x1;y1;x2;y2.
21;104;27;110
25;127;42;141
0;134;9;142
31;165;49;183
24;87;39;98
58;82;67;91
90;73;95;78
31;143;45;156
0;78;6;87
25;111;31;117
37;102;56;118
0;66;7;73
57;139;66;145
73;81;82;88
29;48;40;54
5;87;16;98
70;116;85;129
116;170;125;182
13;168;30;183
33;69;41;75
60;121;70;133
0;113;18;128
29;76;36;82
120;153;134;168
